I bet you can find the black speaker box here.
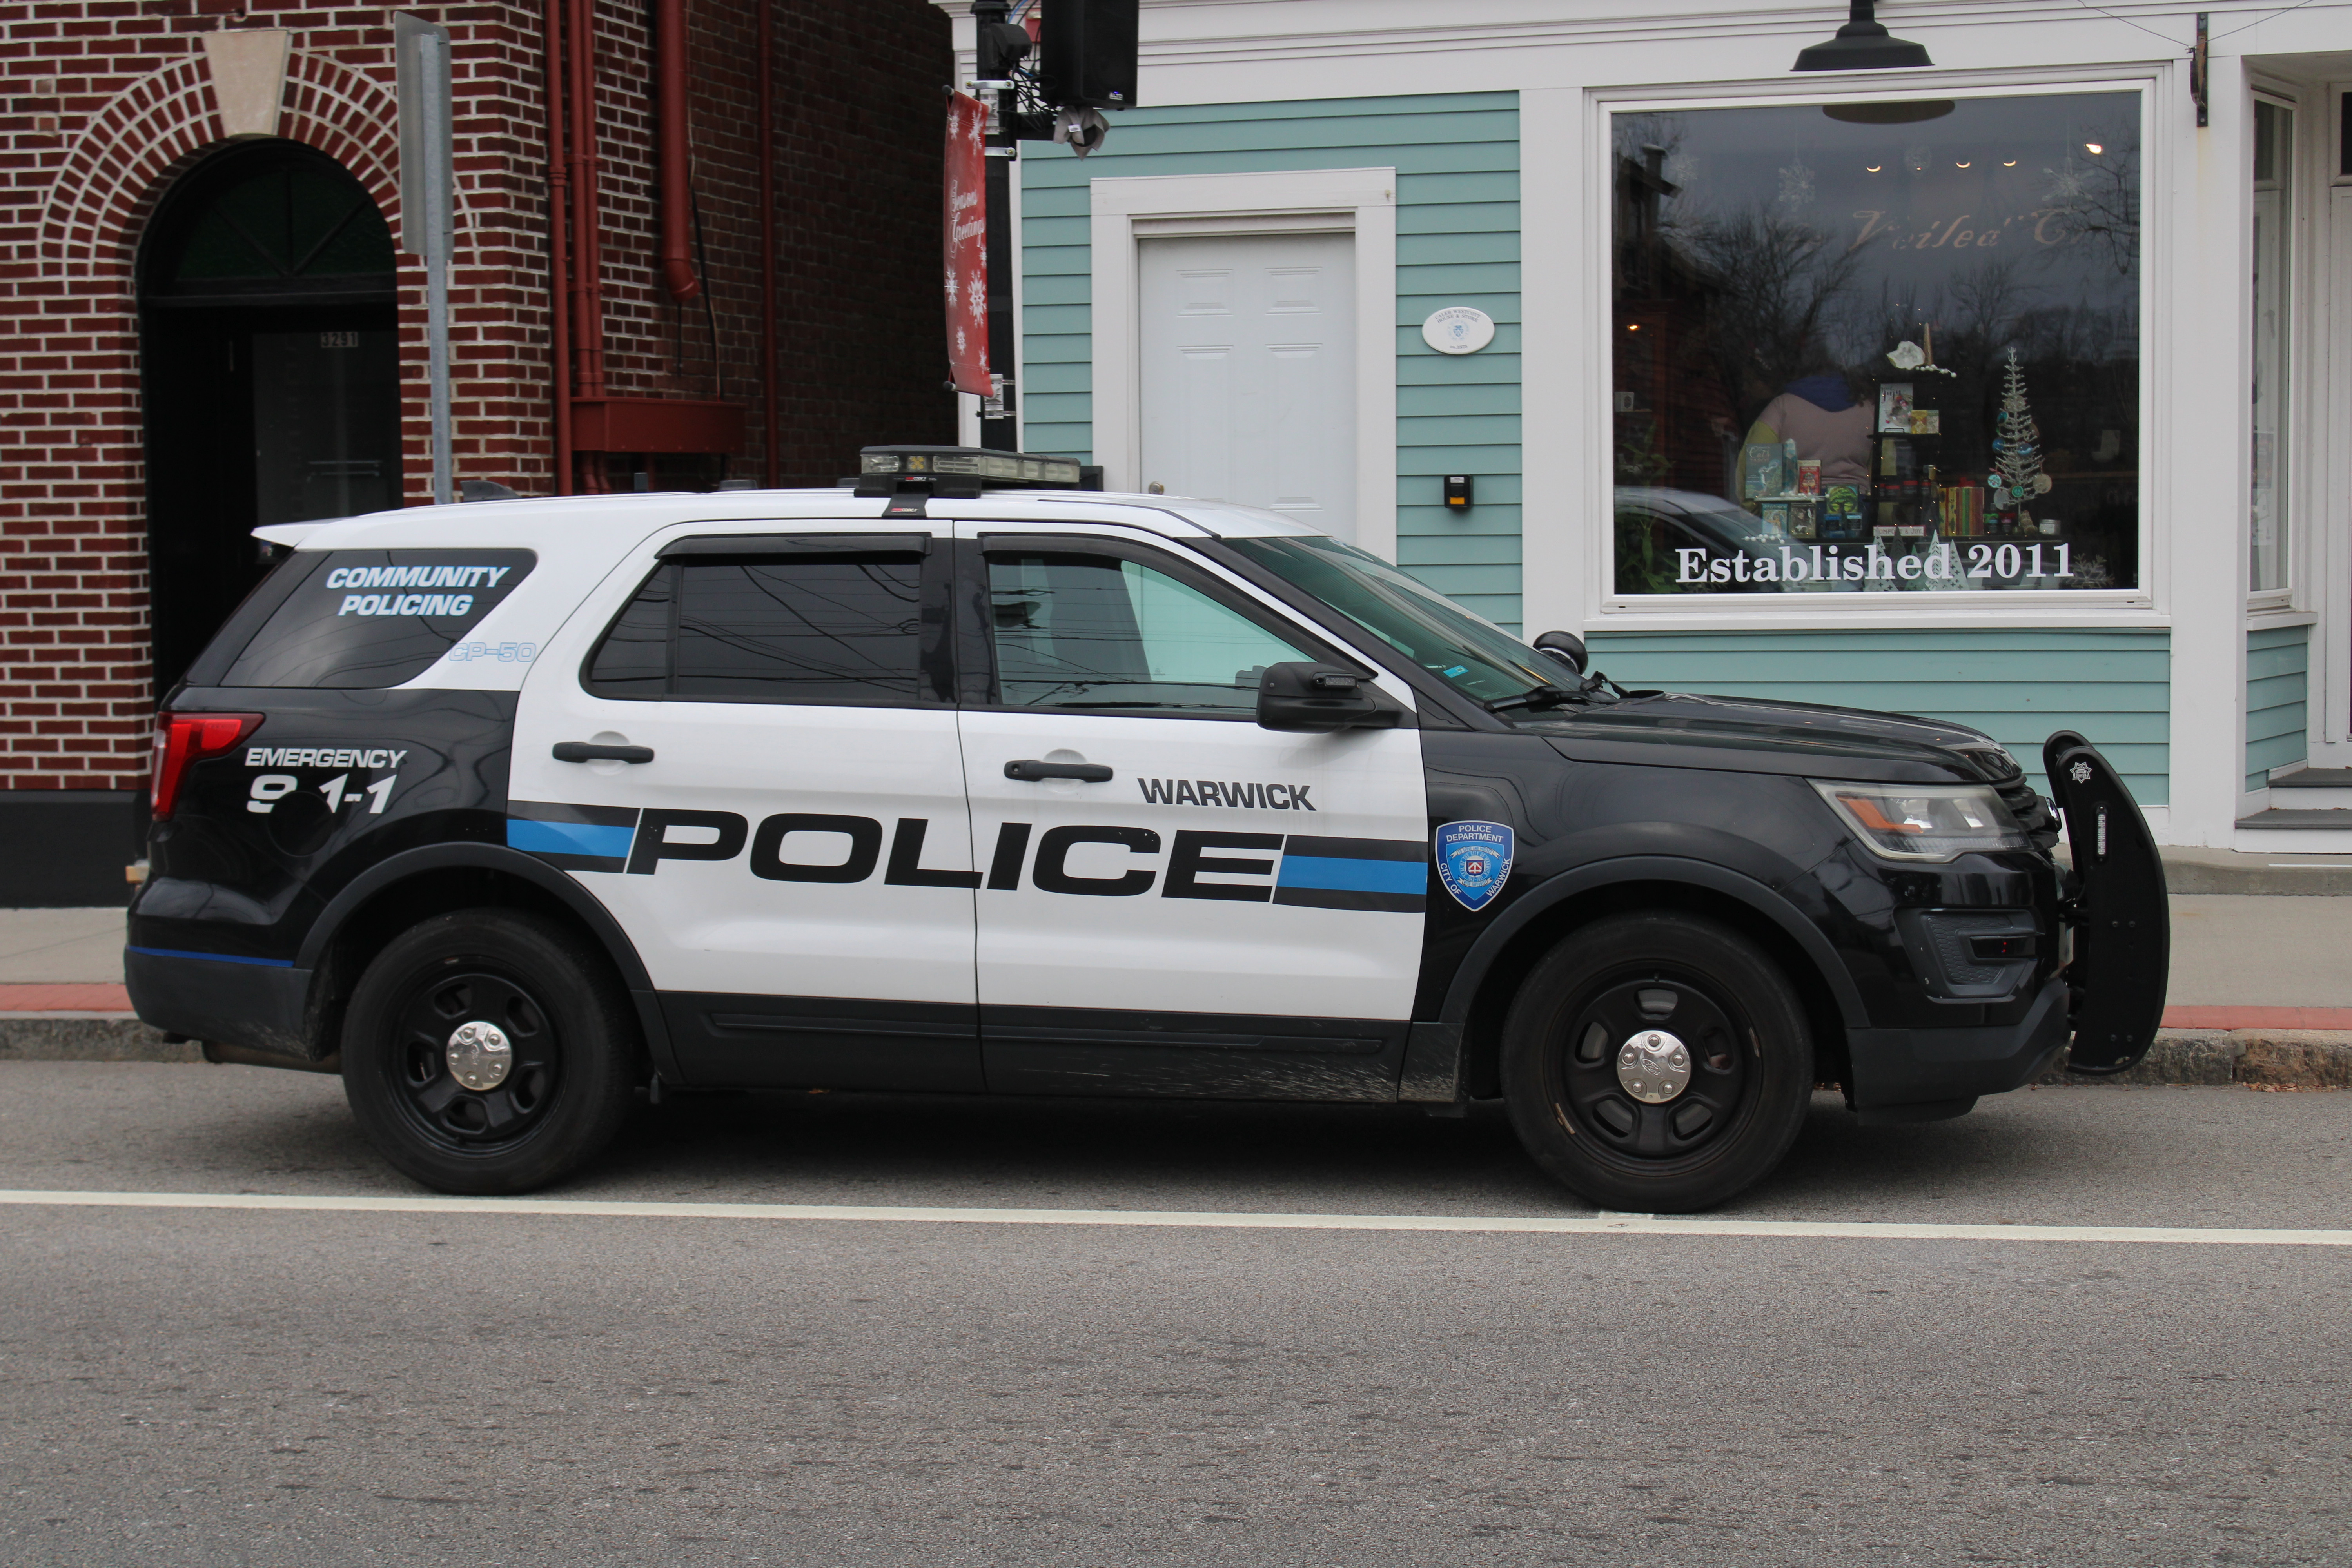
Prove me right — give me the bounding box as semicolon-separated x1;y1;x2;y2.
1040;0;1138;111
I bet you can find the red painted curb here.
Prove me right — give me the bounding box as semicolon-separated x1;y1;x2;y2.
0;983;133;1014
2160;1005;2352;1031
0;987;2346;1033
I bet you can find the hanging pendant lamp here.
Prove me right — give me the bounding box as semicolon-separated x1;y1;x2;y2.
1792;0;1933;71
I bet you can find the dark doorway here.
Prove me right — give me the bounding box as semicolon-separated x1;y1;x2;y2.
140;141;401;696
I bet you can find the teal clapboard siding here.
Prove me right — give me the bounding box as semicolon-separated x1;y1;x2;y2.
2245;624;2310;792
1019;93;1524;625
1584;629;2172;805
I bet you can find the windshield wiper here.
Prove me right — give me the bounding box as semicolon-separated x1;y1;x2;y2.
1485;682;1584;714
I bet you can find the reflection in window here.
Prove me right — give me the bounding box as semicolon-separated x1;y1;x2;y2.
1612;93;2140;595
2251;99;2292;594
987;552;1312;715
586;555;927;705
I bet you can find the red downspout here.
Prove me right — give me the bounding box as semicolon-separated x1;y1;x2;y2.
655;0;700;304
543;0;573;494
758;0;775;485
567;0;607;489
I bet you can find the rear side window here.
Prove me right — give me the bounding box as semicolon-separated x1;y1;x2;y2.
221;549;535;688
585;551;930;705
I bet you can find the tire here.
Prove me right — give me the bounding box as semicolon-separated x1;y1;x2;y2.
340;909;639;1194
1501;911;1814;1212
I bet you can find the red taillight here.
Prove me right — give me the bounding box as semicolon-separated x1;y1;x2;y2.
151;712;263;820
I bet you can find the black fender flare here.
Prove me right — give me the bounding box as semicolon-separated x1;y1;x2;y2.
1436;855;1869;1030
294;842;656;990
291;844;675;1076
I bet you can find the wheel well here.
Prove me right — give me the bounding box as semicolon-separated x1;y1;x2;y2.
307;868;632;1062
1457;880;1851;1098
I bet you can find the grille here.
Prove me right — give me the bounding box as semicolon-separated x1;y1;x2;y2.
1994;774;2062;855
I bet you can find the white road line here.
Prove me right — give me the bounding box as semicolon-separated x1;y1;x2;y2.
0;1189;2346;1245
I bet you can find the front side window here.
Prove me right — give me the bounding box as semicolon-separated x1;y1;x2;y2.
1612;91;2141;596
586;552;928;705
2250;97;2293;594
985;549;1316;716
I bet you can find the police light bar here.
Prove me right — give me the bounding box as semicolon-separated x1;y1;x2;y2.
857;446;1083;490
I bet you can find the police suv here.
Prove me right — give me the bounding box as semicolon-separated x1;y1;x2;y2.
131;448;2169;1210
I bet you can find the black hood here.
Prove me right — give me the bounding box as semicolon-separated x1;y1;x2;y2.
1527;692;2023;785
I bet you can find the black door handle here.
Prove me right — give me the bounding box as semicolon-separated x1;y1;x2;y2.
1004;759;1112;783
554;741;655;764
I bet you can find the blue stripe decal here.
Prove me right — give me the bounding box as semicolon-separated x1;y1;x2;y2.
1276;855;1429;896
127;946;296;968
507;818;637;858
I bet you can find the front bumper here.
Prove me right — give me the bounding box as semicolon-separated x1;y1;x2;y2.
1844;974;2071;1115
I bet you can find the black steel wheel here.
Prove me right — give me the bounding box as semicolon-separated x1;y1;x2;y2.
342;909;637;1193
1501;912;1813;1212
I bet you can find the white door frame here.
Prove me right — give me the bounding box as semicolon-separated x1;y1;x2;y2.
1088;167;1398;563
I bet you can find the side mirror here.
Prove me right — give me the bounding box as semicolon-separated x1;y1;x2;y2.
1534;630;1588;677
1257;662;1403;733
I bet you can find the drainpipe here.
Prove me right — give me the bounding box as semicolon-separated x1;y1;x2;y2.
758;0;775;484
566;0;606;488
543;0;573;493
655;0;700;304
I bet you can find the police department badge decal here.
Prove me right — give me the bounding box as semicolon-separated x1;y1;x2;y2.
1434;820;1514;912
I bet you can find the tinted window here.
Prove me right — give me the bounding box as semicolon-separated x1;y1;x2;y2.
586;554;927;705
987;550;1314;716
221;548;534;688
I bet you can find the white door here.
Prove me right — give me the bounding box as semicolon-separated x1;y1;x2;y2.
1138;231;1357;539
507;531;981;1092
952;526;1426;1100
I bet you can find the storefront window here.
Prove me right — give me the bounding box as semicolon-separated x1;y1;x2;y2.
1611;92;2141;595
2250;98;2292;594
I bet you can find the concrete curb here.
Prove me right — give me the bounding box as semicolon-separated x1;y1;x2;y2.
0;1017;200;1063
2037;1030;2352;1089
5;1019;2348;1089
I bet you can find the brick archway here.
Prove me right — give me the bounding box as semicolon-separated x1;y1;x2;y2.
32;47;477;291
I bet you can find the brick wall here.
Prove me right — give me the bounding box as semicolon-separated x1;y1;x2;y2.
0;0;953;796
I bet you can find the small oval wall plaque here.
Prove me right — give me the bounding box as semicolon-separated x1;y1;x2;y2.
1421;306;1495;356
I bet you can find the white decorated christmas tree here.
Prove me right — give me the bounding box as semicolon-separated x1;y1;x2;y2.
1990;347;2049;524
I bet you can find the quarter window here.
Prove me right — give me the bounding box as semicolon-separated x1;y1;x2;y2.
586;551;929;705
221;548;534;688
985;549;1316;717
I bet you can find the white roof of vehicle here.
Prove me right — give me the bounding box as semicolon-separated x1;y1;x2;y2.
254;488;1331;552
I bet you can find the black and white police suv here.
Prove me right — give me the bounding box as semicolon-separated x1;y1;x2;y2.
130;447;2169;1209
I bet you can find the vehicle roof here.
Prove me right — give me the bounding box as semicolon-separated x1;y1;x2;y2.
254;488;1333;551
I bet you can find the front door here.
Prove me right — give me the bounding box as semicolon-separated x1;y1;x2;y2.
953;527;1427;1099
507;530;982;1091
1138;230;1358;539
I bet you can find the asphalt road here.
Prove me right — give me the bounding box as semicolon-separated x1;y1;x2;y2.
2;1064;2348;1566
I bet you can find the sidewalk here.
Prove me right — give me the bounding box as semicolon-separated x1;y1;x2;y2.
5;897;2348;1083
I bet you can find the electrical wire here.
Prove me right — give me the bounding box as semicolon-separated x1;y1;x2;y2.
2071;0;2189;47
2209;0;2332;42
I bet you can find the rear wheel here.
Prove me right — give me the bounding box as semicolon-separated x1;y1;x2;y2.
1501;912;1813;1212
341;909;637;1194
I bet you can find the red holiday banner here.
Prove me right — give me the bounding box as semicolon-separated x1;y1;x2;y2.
944;92;990;397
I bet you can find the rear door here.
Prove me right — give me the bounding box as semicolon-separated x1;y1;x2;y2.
506;527;981;1091
951;524;1428;1100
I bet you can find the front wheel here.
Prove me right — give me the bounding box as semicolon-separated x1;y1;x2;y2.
341;909;638;1194
1501;912;1814;1212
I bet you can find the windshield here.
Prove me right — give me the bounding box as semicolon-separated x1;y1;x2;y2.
1221;535;1560;706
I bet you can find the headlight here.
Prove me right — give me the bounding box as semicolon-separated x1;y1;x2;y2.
1811;780;2030;862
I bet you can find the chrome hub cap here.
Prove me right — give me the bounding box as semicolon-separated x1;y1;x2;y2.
1616;1028;1692;1104
445;1020;514;1091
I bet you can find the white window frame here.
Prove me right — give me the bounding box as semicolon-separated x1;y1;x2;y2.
1579;69;2163;631
2246;78;2308;617
1087;167;1399;563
